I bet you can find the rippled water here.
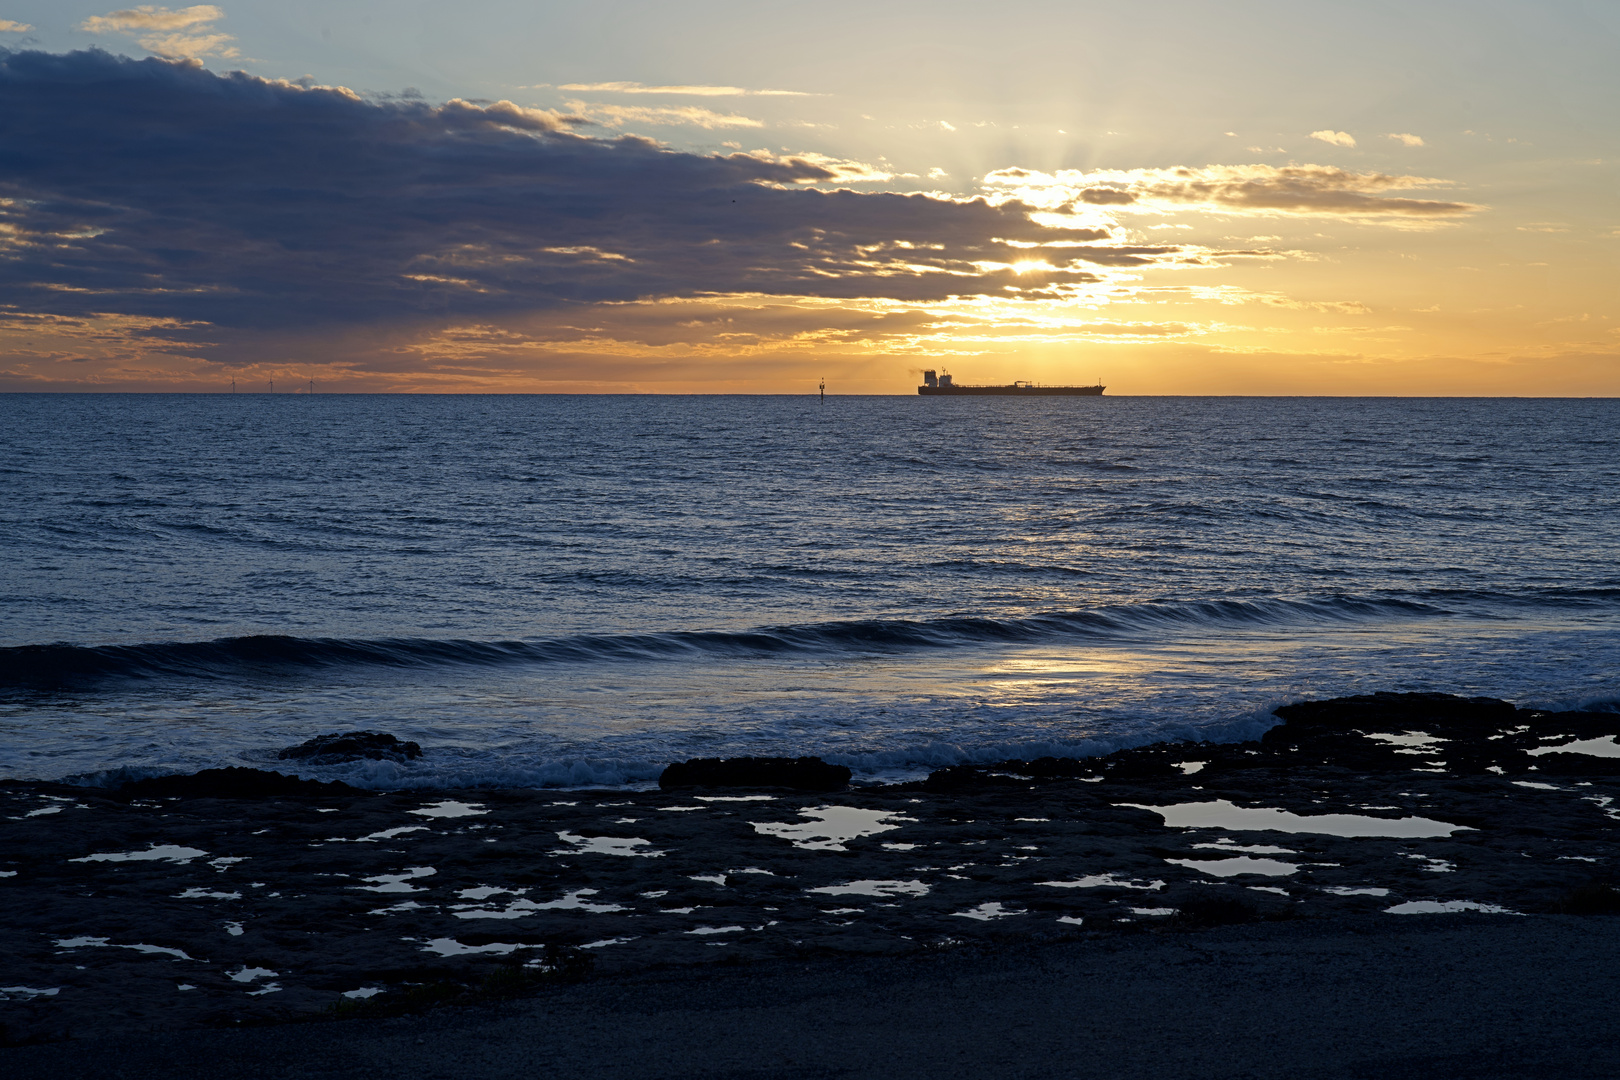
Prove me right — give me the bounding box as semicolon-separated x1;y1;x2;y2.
2;394;1616;787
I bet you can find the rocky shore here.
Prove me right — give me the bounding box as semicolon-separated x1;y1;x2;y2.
3;692;1619;1047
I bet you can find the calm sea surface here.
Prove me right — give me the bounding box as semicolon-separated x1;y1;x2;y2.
2;394;1617;788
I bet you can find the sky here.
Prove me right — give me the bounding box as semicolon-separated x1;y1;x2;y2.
0;1;1616;394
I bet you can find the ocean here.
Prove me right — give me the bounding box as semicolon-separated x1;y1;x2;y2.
2;394;1616;790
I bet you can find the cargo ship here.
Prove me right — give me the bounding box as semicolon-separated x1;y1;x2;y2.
917;370;1104;396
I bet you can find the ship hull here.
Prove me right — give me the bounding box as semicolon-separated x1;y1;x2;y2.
917;385;1104;396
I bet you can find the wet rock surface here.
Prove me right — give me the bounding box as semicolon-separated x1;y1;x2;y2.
4;693;1620;1044
659;755;852;791
120;768;357;800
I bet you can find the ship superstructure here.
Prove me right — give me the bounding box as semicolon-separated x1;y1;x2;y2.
917;370;1104;396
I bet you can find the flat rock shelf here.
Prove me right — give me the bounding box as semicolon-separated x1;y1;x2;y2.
4;693;1620;1045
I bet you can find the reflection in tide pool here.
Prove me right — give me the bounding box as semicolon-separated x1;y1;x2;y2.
1164;856;1297;877
752;806;913;851
805;879;929;898
1385;900;1521;915
1124;800;1469;838
1529;736;1620;759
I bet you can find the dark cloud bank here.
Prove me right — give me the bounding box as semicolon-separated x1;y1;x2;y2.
0;50;1137;343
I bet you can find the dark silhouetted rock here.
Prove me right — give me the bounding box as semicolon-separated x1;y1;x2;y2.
1173;896;1260;928
659;756;851;791
1271;692;1517;734
120;767;356;799
1557;882;1620;915
278;731;422;763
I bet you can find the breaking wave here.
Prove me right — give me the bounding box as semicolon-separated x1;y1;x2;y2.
0;595;1453;689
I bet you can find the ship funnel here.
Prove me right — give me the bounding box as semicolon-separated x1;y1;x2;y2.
922;369;937;388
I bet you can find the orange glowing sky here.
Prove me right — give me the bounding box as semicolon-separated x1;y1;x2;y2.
1;1;1617;394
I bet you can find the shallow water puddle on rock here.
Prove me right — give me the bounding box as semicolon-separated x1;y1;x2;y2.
1;986;60;999
343;987;384;999
229;966;277;983
556;831;665;857
1165;856;1298;877
1192;839;1295;855
356;866;437;892
55;937;193;960
1528;735;1620;759
1513;781;1561;791
1038;873;1165;890
1365;731;1444;754
1323;886;1391;896
751;806;913;851
1123;799;1470;838
408;800;488;818
806;879;930;898
453;889;625;918
458;885;522;900
70;844;208;865
953;902;1026;921
368;901;427;915
175;887;241;900
328;825;430;843
223;921;244;935
1405;854;1456;873
421;938;530;957
1385;900;1521;915
687;925;747;935
579;937;637;949
695;795;776;802
1128;907;1176;916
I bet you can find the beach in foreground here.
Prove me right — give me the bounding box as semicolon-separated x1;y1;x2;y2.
8;916;1620;1080
5;692;1620;1071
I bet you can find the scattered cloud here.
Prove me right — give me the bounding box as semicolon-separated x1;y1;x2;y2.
0;49;1152;363
0;19;32;31
557;82;812;97
79;5;238;59
1309;129;1356;148
564;100;764;129
730;149;895;182
1386;132;1425;147
982;164;1484;220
